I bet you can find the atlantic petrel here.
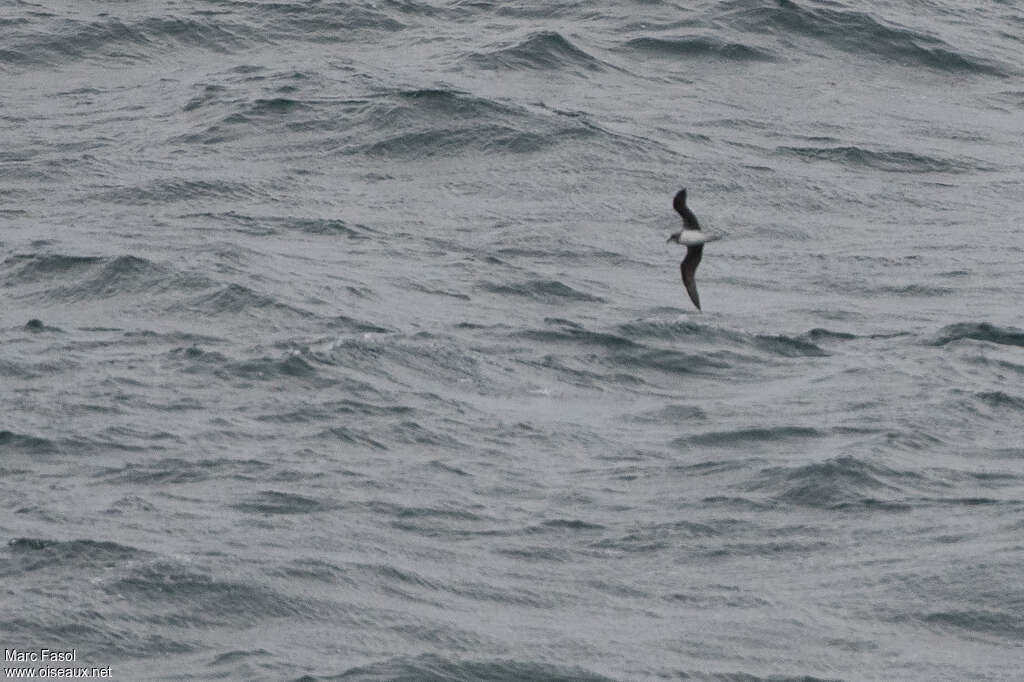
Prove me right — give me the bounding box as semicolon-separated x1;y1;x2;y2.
667;188;717;310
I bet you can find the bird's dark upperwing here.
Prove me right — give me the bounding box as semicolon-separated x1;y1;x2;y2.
680;244;703;310
673;193;701;231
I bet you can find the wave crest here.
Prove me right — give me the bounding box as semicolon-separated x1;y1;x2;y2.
625;36;774;62
467;31;607;72
930;322;1024;347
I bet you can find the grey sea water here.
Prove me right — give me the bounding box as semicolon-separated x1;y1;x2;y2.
2;0;1023;680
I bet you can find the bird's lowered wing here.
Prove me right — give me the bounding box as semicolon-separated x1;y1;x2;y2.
680;244;703;310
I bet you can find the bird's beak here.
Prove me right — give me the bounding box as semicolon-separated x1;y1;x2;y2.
667;232;680;243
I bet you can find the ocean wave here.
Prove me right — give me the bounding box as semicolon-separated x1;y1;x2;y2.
45;255;181;301
249;1;404;39
975;391;1024;411
625;347;736;375
618;319;723;340
753;334;828;357
513;318;834;384
269;558;356;585
802;328;857;341
98;178;263;204
929;322;1024;347
688;426;822;447
125;330;229;350
172;346;338;387
624;36;774;62
527;518;606;533
336;87;602;159
384;420;467;449
516;354;650;390
175;283;314;318
874;283;955;296
481;279;604;303
324;334;485;390
358;124;555;157
631;403;706;423
208;648;275;677
516;321;634;348
466;31;607;72
0;430;59;454
317;426;388;450
233;490;328;515
0;358;41;380
5;253;217;306
332;653;614;682
229;354;320;380
112;560;306;626
667;590;772;609
366;500;484;523
2;253;103;283
495;546;573;562
619;319;828;357
257;399;412;425
721;0;1009;76
326;315;392;334
178;90;329;145
97;457;271;485
180;211;375;239
923;609;1024;639
390;88;519;121
327;86;664;161
105;495;157;514
776;145;979;173
3;538;145;575
1;15;253;68
746;455;919;510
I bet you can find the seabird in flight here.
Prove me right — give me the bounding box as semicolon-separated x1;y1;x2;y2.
667;188;718;310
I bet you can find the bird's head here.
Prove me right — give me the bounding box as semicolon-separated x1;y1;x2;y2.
667;232;681;244
672;188;687;214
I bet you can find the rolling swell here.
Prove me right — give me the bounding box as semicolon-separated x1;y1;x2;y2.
2;15;253;68
360;125;554;157
624;36;774;62
976;391;1024;411
345;88;612;159
2;253;103;282
618;319;828;357
332;654;614;682
481;279;604;303
512;318;829;382
3;538;145;574
99;178;263;204
747;455;920;510
688;426;822;447
179;83;664;160
112;561;309;627
4;0;1023;679
98;457;272;486
930;322;1024;347
722;0;1009;76
48;256;177;301
178;211;374;239
0;430;59;454
776;145;979;173
175;283;314;319
249;1;404;39
233;490;328;515
3;253;207;304
466;31;608;72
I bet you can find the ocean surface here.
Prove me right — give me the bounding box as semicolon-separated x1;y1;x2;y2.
2;1;1023;680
